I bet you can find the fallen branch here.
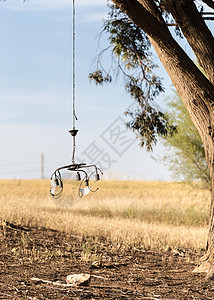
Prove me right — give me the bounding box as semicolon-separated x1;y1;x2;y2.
31;277;74;287
91;274;109;280
32;273;92;287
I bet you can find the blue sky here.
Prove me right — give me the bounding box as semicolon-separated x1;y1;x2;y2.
0;0;202;180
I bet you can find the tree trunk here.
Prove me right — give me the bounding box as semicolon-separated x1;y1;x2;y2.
167;0;214;83
149;36;214;277
193;171;214;279
112;0;214;275
203;173;214;278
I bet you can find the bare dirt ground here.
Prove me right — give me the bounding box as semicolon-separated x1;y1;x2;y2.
0;223;213;300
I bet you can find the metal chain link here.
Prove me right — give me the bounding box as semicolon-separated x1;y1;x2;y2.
72;135;76;164
73;0;76;130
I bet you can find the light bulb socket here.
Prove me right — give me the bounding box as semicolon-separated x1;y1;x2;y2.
76;172;81;181
54;178;60;186
95;173;100;181
54;178;63;188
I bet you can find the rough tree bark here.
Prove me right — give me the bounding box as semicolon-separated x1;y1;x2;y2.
112;0;214;277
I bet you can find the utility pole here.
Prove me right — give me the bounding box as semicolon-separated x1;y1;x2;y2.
41;153;44;179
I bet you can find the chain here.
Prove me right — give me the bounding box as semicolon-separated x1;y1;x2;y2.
71;0;77;165
73;0;76;130
72;135;76;164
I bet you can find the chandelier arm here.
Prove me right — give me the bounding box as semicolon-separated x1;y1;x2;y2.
67;168;88;178
51;163;102;178
89;186;99;193
51;189;63;199
50;171;63;199
51;165;74;177
78;169;88;178
52;163;86;174
79;164;103;175
87;170;99;193
88;169;98;180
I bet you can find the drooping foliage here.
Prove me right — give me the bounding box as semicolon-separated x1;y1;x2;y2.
89;4;177;151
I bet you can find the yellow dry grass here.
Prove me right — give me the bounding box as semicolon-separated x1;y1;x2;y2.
0;179;210;251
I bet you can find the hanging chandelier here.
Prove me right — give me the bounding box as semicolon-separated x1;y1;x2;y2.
50;0;103;200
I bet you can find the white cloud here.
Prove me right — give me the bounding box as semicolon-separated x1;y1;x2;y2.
3;0;107;11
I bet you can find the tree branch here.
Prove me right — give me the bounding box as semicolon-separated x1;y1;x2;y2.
166;15;214;27
111;0;214;156
111;0;214;98
166;23;178;26
111;0;170;40
203;17;214;20
201;12;214;15
137;0;164;23
201;0;214;10
167;0;214;84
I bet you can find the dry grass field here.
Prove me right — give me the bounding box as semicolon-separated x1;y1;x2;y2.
1;179;214;299
0;179;210;251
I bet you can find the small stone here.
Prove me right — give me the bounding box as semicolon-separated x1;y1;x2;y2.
90;260;101;269
66;273;91;286
172;249;184;257
205;268;214;281
193;261;212;274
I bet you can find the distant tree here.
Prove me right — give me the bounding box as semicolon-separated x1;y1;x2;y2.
161;91;210;186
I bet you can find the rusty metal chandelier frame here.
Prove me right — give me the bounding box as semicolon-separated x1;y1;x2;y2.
50;0;103;199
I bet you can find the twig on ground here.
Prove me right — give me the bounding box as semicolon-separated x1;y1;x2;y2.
91;274;109;280
31;277;74;287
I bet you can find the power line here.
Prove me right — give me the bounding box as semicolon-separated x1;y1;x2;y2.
0;153;61;177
